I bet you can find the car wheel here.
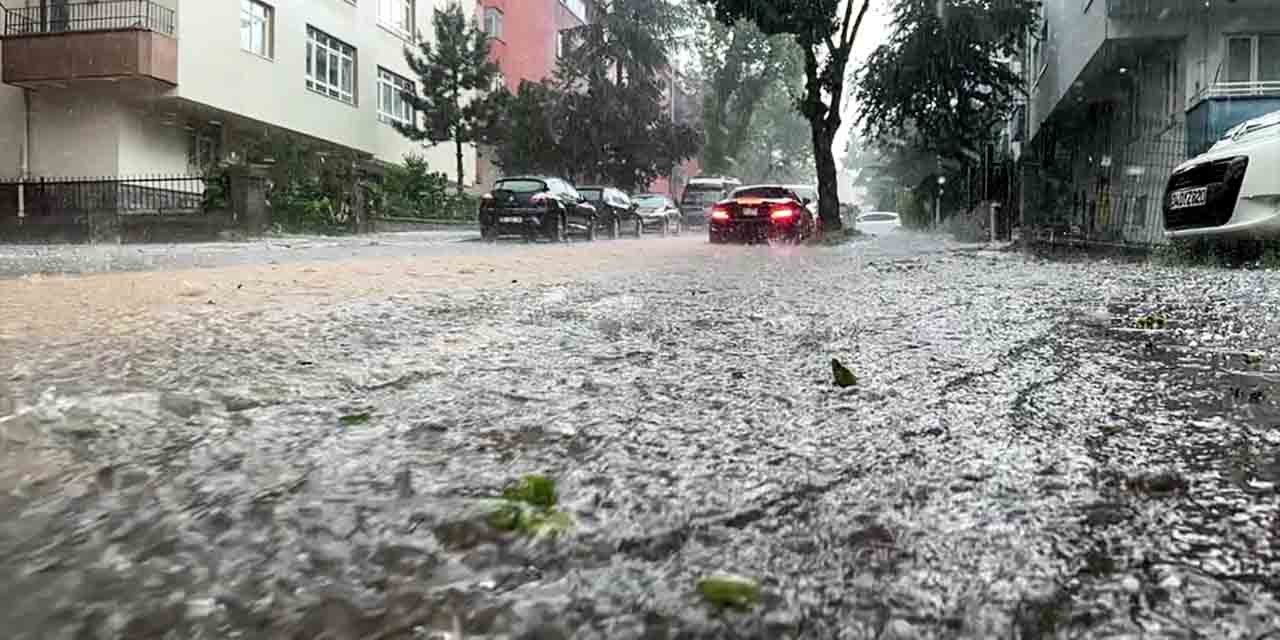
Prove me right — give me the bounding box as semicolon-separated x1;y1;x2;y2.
635;218;644;238
586;216;597;242
481;225;497;243
552;213;568;243
661;218;670;237
610;217;620;239
709;230;724;244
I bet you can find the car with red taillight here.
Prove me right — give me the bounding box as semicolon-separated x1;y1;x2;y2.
479;176;599;242
708;184;817;244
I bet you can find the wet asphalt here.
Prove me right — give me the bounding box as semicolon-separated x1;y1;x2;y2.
2;231;1280;638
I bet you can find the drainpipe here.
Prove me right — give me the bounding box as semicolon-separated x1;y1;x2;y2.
18;89;31;219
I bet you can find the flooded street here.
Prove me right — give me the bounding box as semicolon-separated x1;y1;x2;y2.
3;233;1280;638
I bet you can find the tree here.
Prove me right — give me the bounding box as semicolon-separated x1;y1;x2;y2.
855;0;1036;166
396;3;499;192
737;81;815;183
698;0;873;233
475;81;563;177
695;8;802;175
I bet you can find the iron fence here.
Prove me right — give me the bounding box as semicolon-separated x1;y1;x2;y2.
2;0;176;38
1022;113;1187;246
0;174;225;219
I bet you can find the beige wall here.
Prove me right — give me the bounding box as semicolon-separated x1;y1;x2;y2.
117;104;190;176
0;60;27;178
174;0;472;181
28;91;122;177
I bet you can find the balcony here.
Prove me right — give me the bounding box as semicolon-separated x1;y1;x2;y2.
1186;82;1280;157
1;0;177;89
1107;0;1274;19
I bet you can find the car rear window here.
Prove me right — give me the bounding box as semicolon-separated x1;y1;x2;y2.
579;188;603;200
681;187;723;207
860;213;898;222
495;179;546;193
635;196;666;207
732;187;794;200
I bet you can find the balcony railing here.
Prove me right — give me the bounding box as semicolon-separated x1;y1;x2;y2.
1199;81;1280;100
2;0;175;38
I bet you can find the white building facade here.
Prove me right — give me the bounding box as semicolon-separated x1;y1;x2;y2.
0;0;472;181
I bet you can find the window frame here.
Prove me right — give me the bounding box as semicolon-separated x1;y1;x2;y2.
240;0;274;59
377;67;416;127
483;7;503;40
306;26;358;106
378;0;415;38
1226;33;1280;85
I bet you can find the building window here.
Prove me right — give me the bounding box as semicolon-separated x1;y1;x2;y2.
240;0;273;58
1227;34;1280;86
307;27;357;105
561;0;587;22
556;31;564;58
378;0;414;36
378;67;415;126
484;7;503;39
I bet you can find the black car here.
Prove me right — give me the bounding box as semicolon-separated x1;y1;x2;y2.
631;193;683;236
578;186;642;238
708;184;817;245
479;176;599;242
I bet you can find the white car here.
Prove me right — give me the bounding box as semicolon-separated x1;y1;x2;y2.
857;211;902;235
1164;109;1280;238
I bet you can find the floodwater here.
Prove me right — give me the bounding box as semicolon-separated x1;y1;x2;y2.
2;233;1279;638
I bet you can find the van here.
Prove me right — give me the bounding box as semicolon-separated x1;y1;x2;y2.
679;176;742;227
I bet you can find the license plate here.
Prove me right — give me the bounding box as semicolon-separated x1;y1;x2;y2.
1168;186;1207;210
741;207;758;217
499;216;523;223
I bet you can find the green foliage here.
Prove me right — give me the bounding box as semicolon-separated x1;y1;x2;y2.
895;189;930;229
240;132;362;233
737;81;814;183
696;8;802;176
696;574;761;610
486;474;572;538
502;474;558;508
856;0;1037;164
371;154;477;220
698;0;873;232
397;3;500;190
338;412;372;426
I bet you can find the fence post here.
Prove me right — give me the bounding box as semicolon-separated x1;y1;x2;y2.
229;165;270;236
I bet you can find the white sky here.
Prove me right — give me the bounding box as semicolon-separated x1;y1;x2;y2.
835;0;892;170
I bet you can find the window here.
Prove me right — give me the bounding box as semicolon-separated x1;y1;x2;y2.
561;0;587;22
377;68;415;126
378;0;414;36
306;27;357;105
1227;34;1280;86
556;31;565;58
484;7;503;39
240;0;273;58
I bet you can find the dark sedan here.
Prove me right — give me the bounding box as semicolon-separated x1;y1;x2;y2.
479;176;598;242
708;184;817;245
578;186;642;238
632;193;683;236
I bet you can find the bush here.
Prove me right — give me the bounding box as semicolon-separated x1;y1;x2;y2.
1151;236;1280;269
944;207;990;243
372;155;478;221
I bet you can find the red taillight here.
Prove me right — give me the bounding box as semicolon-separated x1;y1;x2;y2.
770;205;798;220
710;206;730;221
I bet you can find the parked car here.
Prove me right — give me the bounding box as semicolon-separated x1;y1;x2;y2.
708;184;818;245
578;186;641;239
631;193;683;236
479;176;598;242
1163;109;1280;239
857;211;902;235
680;176;742;228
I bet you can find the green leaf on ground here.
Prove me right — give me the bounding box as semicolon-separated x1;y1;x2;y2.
485;503;523;531
697;574;761;610
338;412;372;426
831;358;858;388
502;474;558;508
523;509;574;538
1244;352;1265;365
1134;313;1168;330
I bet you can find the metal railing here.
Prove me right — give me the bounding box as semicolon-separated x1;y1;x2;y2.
2;0;175;38
1197;81;1280;100
0;174;223;219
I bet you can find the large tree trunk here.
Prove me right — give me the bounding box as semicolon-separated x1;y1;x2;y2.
810;121;842;232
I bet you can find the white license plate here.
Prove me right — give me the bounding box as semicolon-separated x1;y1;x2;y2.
1168;186;1207;210
741;207;758;217
499;216;523;223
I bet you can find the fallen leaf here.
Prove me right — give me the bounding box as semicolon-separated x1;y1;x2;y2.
697;574;760;610
339;412;372;426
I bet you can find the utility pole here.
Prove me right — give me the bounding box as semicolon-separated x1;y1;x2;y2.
935;175;946;229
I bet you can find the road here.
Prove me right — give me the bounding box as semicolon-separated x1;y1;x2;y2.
2;231;1279;638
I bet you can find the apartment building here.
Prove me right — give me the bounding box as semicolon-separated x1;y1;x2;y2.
0;0;471;181
1020;0;1279;244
